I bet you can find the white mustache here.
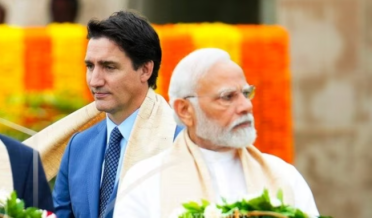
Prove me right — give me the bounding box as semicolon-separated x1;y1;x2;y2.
229;114;254;130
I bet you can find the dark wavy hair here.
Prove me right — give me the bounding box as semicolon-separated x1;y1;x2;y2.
87;10;161;89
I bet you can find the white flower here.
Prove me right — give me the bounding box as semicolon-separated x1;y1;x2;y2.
204;204;223;218
41;210;48;218
270;198;282;207
41;210;57;218
168;207;186;218
0;189;10;206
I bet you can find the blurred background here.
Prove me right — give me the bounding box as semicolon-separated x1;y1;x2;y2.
0;0;371;217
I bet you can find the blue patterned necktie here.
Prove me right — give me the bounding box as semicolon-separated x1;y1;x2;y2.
99;127;123;218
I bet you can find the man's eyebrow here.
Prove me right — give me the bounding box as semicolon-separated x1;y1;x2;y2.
98;60;118;65
242;84;250;90
217;84;250;93
217;87;237;94
84;60;118;65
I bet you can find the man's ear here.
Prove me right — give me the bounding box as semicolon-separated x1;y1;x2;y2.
140;61;154;83
173;99;194;127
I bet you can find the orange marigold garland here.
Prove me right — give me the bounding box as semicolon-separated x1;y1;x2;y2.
47;23;90;102
0;25;25;125
154;24;195;100
177;23;242;64
0;23;293;163
24;27;53;92
260;26;293;163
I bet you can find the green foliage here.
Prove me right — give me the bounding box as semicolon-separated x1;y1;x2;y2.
179;189;333;218
0;191;43;218
181;199;210;217
0;92;87;141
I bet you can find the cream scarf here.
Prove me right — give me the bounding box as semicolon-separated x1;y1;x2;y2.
0;139;13;193
160;130;295;217
118;88;177;182
23;89;176;181
23;100;105;180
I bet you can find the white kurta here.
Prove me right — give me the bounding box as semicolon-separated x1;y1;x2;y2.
113;148;319;218
199;148;248;204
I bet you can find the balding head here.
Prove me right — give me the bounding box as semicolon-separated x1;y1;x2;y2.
168;48;231;109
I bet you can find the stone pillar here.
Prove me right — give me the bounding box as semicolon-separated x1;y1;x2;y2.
0;0;50;26
277;0;372;217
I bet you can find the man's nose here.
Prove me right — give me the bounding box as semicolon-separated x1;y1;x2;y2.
88;68;104;87
236;93;253;114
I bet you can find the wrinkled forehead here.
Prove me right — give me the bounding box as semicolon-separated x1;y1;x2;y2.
196;60;248;94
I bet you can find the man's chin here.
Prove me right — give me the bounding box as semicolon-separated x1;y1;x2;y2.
94;101;111;113
226;131;257;148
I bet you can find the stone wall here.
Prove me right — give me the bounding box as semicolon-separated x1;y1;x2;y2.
277;0;372;217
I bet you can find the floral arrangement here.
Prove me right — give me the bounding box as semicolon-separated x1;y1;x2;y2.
0;189;56;218
176;189;332;218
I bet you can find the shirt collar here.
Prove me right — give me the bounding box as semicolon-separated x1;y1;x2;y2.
199;147;237;163
106;109;139;143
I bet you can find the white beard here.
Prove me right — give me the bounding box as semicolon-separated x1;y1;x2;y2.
193;102;257;148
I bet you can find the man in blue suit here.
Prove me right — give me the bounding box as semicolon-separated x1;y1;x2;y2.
0;134;54;212
53;10;183;218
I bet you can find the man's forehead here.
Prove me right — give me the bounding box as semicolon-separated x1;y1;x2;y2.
85;38;126;62
86;37;123;54
197;78;249;95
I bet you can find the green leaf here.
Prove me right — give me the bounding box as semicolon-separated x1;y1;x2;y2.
277;189;284;205
201;199;210;208
182;201;202;213
178;188;333;218
178;211;196;218
1;191;42;218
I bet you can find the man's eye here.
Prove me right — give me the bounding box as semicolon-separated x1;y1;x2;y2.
105;65;115;70
86;64;94;71
242;90;251;98
220;92;235;101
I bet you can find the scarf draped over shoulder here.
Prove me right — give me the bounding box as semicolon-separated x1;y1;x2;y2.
23;89;176;182
160;130;295;217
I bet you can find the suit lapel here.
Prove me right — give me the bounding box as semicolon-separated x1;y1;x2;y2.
86;121;107;218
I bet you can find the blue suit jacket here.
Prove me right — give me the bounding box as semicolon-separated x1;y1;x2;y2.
53;120;183;218
0;134;54;212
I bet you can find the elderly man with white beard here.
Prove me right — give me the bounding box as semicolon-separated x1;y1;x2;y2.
113;48;319;218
